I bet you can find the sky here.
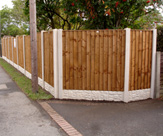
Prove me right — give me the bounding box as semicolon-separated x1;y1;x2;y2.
0;0;13;10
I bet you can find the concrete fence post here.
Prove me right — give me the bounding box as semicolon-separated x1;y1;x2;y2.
53;29;59;98
155;52;160;98
150;29;157;98
58;29;63;99
124;28;131;103
41;31;45;89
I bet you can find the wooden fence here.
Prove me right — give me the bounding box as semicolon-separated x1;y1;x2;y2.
62;30;126;91
1;32;54;87
1;28;156;102
129;30;153;90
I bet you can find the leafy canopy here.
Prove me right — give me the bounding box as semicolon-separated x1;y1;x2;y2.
62;0;163;29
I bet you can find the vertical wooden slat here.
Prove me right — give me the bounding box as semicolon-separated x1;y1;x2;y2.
4;38;5;57
18;36;24;68
145;31;149;88
3;38;4;57
99;31;104;90
144;31;148;89
66;32;70;89
44;32;50;84
9;37;12;61
108;30;112;91
91;31;95;90
25;36;31;73
112;30;116;91
78;31;82;89
116;30;121;91
7;37;9;60
141;31;146;89
37;32;42;78
86;31;91;90
82;31;87;90
131;30;136;90
6;38;8;59
129;31;132;90
62;31;66;89
138;31;142;89
94;31;100;90
13;37;17;64
6;38;8;58
1;38;3;56
103;30;108;91
121;30;125;91
134;30;139;90
69;31;74;89
5;38;6;57
3;38;5;57
74;31;78;89
49;31;54;86
148;31;153;88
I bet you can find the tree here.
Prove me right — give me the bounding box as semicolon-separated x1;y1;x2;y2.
134;10;163;29
12;0;29;28
0;0;29;37
24;0;83;30
62;0;163;29
157;25;163;51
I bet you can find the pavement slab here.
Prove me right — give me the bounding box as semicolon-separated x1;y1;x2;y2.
0;84;7;90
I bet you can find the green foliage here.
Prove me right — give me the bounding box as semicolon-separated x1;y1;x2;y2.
2;0;163;32
62;0;163;29
0;0;29;37
134;11;163;29
157;25;163;51
0;58;53;100
24;0;82;30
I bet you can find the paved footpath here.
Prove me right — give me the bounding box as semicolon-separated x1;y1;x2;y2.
0;66;67;136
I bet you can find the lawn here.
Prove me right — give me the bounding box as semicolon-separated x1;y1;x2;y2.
0;58;53;100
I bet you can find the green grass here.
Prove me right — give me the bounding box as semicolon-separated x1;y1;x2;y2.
0;58;53;100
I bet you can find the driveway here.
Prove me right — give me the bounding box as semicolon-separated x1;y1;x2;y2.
48;99;163;136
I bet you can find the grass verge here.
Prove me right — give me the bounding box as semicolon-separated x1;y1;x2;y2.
0;58;53;100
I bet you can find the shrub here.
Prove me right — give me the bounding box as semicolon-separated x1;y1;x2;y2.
157;25;163;51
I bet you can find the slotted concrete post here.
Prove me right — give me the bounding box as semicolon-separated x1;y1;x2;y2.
58;29;63;99
150;29;157;98
124;28;131;103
